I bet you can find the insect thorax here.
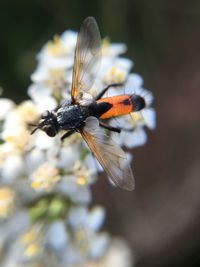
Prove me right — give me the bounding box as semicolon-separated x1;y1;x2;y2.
57;104;89;130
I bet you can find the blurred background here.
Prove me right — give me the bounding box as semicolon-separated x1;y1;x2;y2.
0;0;200;266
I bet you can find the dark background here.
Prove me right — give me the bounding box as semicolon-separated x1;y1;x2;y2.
1;0;200;266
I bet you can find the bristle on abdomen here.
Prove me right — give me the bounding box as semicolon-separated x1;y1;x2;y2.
131;94;146;111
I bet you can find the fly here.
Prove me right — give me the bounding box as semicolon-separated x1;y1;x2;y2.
31;17;146;191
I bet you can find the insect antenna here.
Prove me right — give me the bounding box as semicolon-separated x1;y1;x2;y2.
30;127;39;135
28;123;39;135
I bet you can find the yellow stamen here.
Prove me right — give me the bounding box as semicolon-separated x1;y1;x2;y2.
103;67;126;84
25;243;40;257
77;177;87;186
31;163;61;191
0;187;15;217
47;35;66;57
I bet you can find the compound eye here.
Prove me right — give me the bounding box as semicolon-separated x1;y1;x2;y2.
42;125;56;137
41;110;50;119
46;128;56;137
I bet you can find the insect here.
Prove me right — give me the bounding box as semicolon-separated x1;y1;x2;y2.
31;17;146;191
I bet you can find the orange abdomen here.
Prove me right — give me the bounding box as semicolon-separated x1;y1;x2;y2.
97;95;134;119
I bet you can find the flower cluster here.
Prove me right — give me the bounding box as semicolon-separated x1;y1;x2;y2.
0;27;155;267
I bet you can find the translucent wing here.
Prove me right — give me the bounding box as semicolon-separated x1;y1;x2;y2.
80;117;135;191
71;17;102;103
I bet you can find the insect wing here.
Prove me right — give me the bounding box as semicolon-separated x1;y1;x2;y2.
71;17;102;103
80;117;135;191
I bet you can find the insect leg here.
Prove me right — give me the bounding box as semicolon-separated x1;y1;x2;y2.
100;120;135;133
61;130;75;142
99;121;121;133
95;83;123;100
119;126;135;132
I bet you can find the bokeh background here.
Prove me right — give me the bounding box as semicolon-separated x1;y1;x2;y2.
1;0;200;266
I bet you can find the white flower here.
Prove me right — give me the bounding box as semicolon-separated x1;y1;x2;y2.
46;220;69;251
0;19;155;267
34;130;59;150
0;98;15;120
89;232;110;259
124;73;144;91
1;155;25;182
16;100;39;124
2;125;33;153
119;127;147;148
56;176;92;204
111;108;156;149
102;239;133;267
102;39;127;56
57;144;80;170
87;206;106;232
37;35;74;69
30;162;61;191
68;206;88;229
68;206;106;234
84;153;104;174
25;148;45;173
142;107;156;129
100;57;133;85
0;187;16;218
0;211;30;256
28;84;58;112
61;30;78;53
67;206;109;262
